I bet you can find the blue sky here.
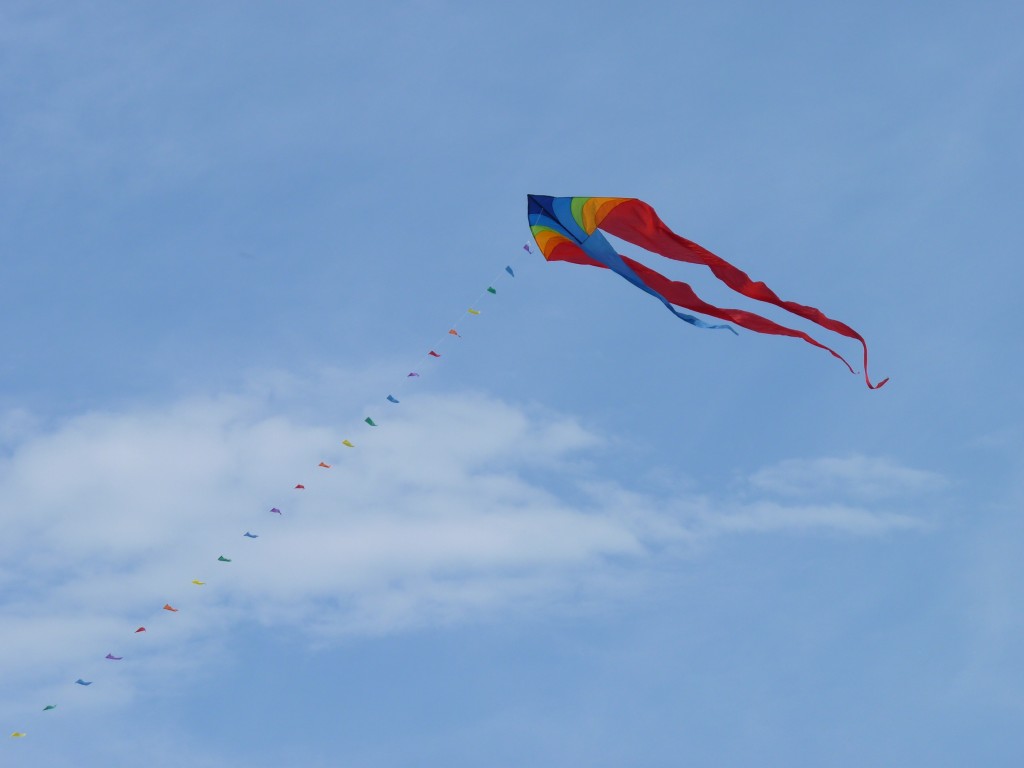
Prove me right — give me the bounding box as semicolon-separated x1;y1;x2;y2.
2;1;1022;765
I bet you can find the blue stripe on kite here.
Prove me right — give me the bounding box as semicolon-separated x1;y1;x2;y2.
552;197;589;243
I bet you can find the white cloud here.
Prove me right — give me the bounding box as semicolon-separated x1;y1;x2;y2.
747;455;947;500
0;380;937;715
698;500;923;536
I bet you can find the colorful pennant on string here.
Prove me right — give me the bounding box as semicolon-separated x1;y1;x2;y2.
15;250;522;739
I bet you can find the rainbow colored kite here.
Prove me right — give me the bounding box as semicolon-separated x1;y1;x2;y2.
527;195;887;388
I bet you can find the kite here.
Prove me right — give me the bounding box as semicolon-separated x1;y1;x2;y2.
487;287;497;294
342;440;354;448
75;679;92;686
135;627;146;633
163;604;178;612
43;705;56;711
218;556;231;562
448;329;461;337
506;265;516;276
428;350;441;358
466;309;480;316
270;507;282;515
319;461;331;468
294;484;305;489
523;244;531;254
407;372;420;377
527;195;887;388
105;654;123;660
365;417;378;427
386;395;399;403
244;532;259;538
191;579;206;586
11;732;26;738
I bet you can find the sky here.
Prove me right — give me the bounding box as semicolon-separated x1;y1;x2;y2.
1;0;1022;765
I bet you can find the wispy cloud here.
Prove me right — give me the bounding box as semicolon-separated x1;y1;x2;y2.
747;455;947;500
0;377;938;712
697;500;923;536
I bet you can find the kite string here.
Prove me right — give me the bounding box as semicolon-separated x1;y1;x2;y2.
8;249;527;742
386;262;521;405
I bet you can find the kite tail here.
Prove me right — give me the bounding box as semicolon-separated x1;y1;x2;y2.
601;199;888;388
547;241;736;334
622;256;858;375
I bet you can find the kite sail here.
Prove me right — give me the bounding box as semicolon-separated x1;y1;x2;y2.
527;195;887;388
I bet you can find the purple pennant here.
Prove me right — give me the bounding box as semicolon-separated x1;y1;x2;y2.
270;507;281;515
407;372;420;377
523;244;532;254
